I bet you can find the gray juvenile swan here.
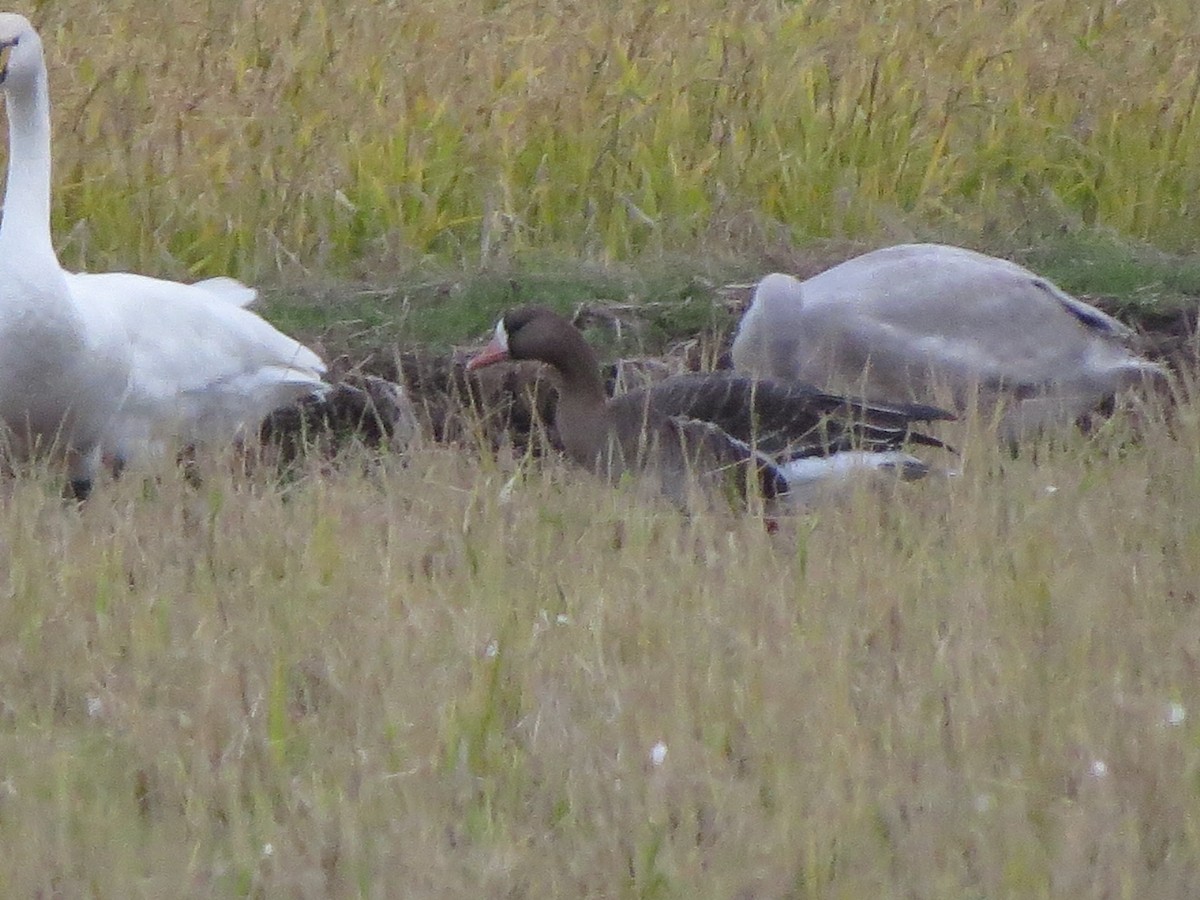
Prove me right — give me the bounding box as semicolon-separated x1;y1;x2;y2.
0;14;327;492
732;244;1166;441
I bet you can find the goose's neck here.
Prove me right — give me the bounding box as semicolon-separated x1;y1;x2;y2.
547;332;612;465
0;68;58;261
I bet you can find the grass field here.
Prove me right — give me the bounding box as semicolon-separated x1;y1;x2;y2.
24;0;1200;280
1;396;1199;896
4;0;1200;896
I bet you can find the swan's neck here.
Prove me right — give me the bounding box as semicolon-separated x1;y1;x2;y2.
0;68;59;261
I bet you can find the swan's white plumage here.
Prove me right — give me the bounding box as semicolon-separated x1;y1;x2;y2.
0;13;327;486
190;275;258;307
0;13;131;491
65;272;326;462
732;244;1165;439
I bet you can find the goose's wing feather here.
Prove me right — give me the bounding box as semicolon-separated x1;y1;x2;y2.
630;373;952;457
660;414;791;499
66;272;326;458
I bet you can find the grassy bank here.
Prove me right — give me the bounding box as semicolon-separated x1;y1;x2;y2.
258;233;1200;363
23;0;1200;280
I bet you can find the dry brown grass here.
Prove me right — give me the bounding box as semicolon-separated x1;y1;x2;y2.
0;381;1197;895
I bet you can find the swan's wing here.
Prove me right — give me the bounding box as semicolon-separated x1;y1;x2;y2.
738;245;1146;395
899;245;1134;338
68;272;325;381
67;272;326;456
627;374;952;458
191;275;258;308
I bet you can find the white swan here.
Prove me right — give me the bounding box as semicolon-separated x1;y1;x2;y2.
68;272;326;466
0;14;327;482
732;244;1166;440
0;13;132;497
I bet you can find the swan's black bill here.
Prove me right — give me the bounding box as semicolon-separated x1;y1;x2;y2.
0;38;17;85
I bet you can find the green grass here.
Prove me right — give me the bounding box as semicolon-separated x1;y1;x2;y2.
1015;232;1200;316
261;256;753;357
254;238;1199;361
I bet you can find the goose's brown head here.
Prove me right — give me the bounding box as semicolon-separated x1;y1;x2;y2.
466;307;587;374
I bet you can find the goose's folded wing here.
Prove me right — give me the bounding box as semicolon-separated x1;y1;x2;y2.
661;415;791;499
636;373;953;457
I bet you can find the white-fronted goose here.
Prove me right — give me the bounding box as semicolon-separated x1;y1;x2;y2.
467;307;953;507
732;244;1166;441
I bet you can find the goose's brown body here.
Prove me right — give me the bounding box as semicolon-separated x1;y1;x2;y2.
468;307;952;505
